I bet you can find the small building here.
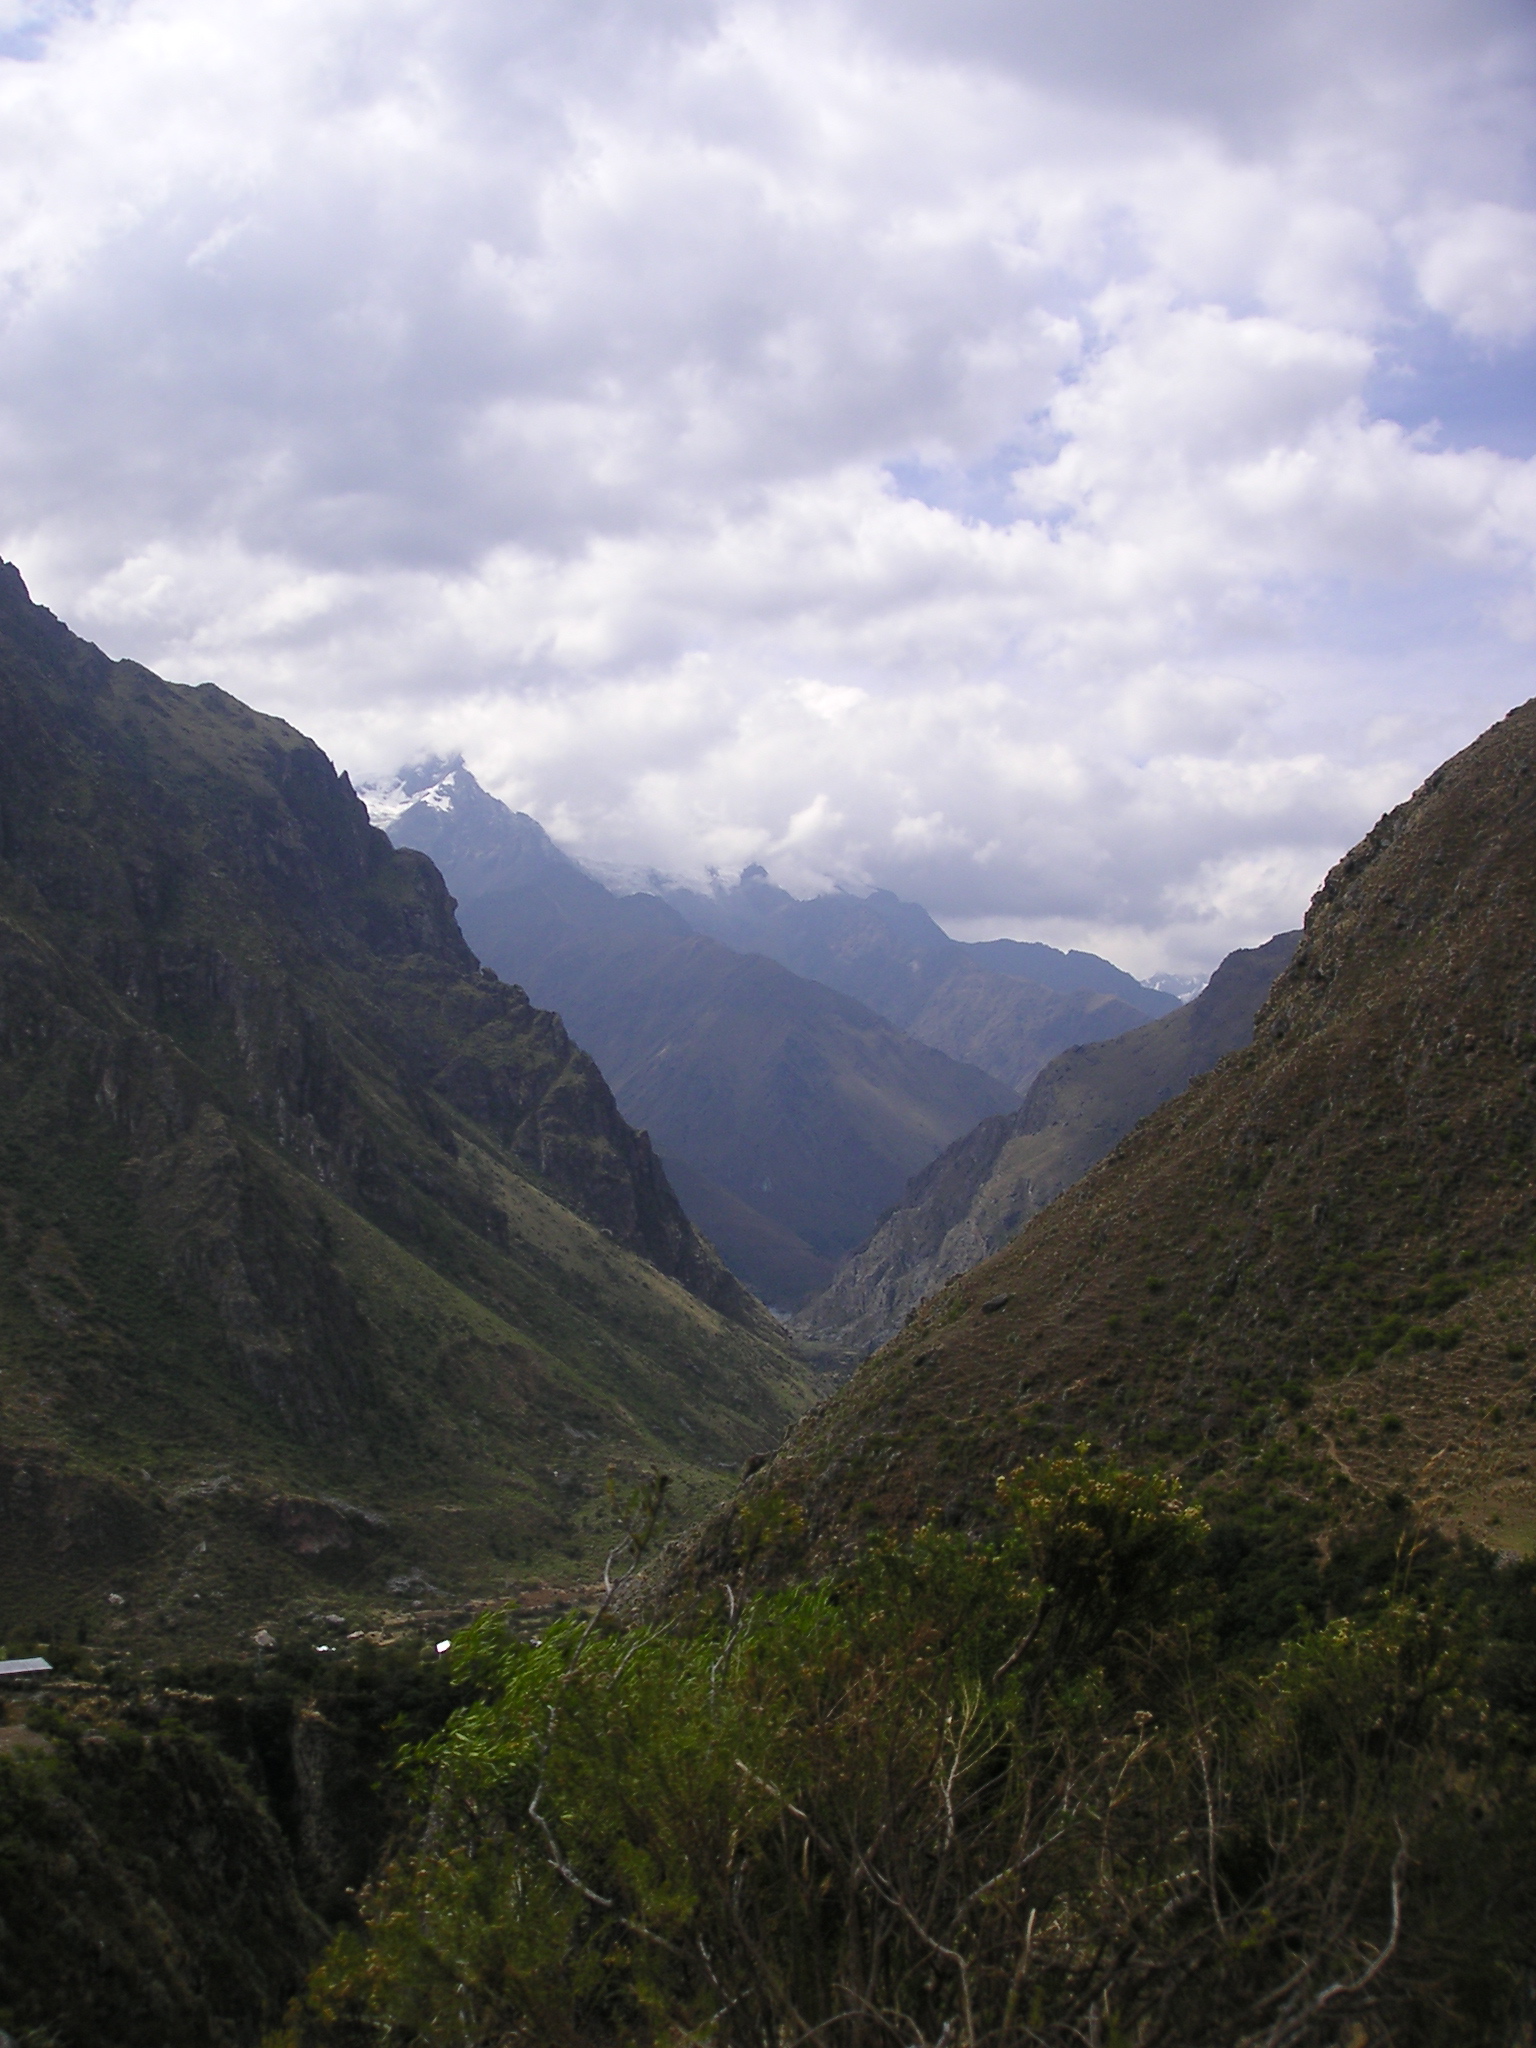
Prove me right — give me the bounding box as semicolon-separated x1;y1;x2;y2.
0;1658;52;1684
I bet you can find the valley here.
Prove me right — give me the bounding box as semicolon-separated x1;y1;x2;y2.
368;759;1176;1307
6;564;1536;2046
796;928;1301;1357
679;699;1536;1588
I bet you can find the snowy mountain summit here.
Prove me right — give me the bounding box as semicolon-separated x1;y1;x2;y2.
359;755;466;830
359;758;579;900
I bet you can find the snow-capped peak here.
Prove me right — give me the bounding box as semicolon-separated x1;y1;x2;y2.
357;756;463;830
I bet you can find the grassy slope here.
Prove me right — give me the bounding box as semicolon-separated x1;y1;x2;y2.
668;698;1536;1589
0;1721;321;2048
0;568;807;1656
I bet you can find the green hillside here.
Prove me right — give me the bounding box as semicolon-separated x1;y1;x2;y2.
0;563;807;1658
259;701;1536;2048
31;682;1536;2048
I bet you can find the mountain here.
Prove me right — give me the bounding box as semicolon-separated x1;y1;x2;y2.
664;697;1536;1589
965;935;1181;1006
662;867;1177;1090
795;929;1300;1357
371;764;1017;1310
0;563;807;1655
292;718;1536;2048
364;759;573;902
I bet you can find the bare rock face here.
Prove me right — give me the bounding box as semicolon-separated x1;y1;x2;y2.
259;1496;388;1558
0;560;806;1640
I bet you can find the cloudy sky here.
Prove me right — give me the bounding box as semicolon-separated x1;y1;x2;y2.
2;0;1533;975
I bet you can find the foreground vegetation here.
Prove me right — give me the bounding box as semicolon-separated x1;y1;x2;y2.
0;1639;465;2046
278;1457;1536;2046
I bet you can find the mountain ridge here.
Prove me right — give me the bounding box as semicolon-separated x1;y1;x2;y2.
370;760;1186;1307
373;764;1019;1308
660;865;1177;1092
655;693;1536;1595
795;928;1300;1357
0;563;806;1652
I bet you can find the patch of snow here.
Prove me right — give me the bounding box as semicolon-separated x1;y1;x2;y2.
416;773;458;813
579;854;688;895
357;775;412;828
358;764;459;829
1143;971;1209;1003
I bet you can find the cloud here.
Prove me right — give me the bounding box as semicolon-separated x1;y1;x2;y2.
1404;204;1536;342
0;0;1532;974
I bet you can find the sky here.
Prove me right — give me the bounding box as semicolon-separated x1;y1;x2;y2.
1;0;1533;976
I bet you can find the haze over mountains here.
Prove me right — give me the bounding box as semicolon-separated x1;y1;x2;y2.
368;759;1180;1308
3;0;1532;2027
9;571;1536;2048
659;866;1177;1089
0;563;806;1649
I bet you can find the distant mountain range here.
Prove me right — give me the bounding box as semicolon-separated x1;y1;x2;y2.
368;765;1013;1308
793;929;1299;1357
0;563;806;1652
660;865;1178;1091
368;761;1178;1309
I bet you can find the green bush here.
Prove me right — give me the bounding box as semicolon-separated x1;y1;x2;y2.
276;1458;1536;2048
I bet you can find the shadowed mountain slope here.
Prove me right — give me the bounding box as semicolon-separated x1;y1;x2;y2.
796;930;1300;1357
0;564;806;1652
375;766;1016;1310
659;696;1536;1592
663;867;1174;1092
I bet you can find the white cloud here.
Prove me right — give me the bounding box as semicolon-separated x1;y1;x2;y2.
0;0;1533;976
1404;204;1536;342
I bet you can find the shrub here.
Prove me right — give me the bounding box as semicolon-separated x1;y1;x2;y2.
277;1465;1536;2048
